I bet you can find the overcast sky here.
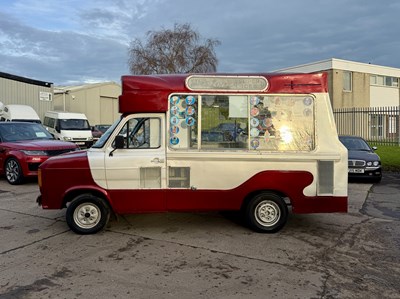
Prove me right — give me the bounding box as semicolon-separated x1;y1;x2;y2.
1;0;399;86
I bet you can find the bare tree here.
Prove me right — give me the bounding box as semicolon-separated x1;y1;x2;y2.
128;23;220;75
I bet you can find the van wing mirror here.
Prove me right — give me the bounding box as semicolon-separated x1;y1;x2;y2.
55;125;60;133
115;135;125;149
109;135;125;157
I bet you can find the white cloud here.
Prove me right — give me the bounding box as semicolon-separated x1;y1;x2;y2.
0;0;399;84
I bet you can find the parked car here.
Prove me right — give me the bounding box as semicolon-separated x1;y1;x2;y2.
0;122;78;184
339;135;382;182
91;124;111;141
202;123;245;142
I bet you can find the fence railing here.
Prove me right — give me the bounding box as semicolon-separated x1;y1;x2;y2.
333;106;400;146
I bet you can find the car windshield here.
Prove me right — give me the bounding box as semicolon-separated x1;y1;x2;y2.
59;119;90;130
340;137;371;151
0;123;53;142
96;125;110;133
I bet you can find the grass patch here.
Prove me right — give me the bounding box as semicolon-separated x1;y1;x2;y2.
370;144;400;172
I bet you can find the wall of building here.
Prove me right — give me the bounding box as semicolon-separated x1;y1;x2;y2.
275;58;400;109
53;82;121;126
330;70;370;109
370;85;399;107
0;75;53;121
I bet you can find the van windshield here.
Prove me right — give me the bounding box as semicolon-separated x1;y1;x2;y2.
59;119;90;130
91;117;122;148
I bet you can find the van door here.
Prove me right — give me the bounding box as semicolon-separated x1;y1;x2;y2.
105;113;166;212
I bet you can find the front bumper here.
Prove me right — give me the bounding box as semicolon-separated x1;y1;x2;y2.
348;166;382;180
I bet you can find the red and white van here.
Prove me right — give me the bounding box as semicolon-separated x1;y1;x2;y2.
37;73;348;234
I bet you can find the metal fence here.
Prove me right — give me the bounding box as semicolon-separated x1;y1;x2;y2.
333;106;400;146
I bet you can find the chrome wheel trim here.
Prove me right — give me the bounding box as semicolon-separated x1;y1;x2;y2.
254;200;280;227
73;203;101;229
6;160;19;183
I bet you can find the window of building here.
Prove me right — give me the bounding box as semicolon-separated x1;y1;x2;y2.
370;115;384;138
370;75;399;87
343;71;352;91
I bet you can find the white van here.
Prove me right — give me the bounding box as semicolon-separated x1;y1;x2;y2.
0;102;41;123
38;73;348;235
43;111;93;148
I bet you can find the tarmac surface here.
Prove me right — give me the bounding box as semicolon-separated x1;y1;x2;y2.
0;173;399;299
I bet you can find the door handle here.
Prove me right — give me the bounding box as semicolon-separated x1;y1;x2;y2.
151;157;165;163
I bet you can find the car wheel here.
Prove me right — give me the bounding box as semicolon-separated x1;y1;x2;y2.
245;192;288;233
5;158;24;185
374;176;382;183
66;194;110;234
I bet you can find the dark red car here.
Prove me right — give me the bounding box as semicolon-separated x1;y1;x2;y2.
0;122;78;184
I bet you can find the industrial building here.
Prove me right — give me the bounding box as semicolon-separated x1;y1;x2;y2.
53;82;121;126
276;58;400;109
1;71;121;126
0;71;53;120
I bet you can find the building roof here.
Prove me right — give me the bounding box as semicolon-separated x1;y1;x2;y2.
54;82;120;94
0;71;53;87
275;58;400;77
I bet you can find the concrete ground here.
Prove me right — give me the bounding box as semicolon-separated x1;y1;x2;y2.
0;173;399;299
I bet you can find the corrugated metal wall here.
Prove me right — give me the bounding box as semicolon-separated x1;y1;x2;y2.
1;75;121;125
0;76;54;121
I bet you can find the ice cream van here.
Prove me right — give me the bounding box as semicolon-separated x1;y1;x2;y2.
37;73;348;234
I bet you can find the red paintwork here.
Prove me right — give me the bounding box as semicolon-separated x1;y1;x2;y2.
0;139;78;178
119;73;328;114
39;152;347;214
39;151;102;209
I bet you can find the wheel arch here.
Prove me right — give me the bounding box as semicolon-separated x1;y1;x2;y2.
4;155;25;184
241;189;290;211
62;187;114;215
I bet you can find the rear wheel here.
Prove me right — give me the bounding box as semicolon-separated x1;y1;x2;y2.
5;158;24;185
245;192;288;233
66;194;110;234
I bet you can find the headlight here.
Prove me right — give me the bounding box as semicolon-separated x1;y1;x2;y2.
21;150;48;156
88;137;93;141
63;137;72;141
366;161;372;166
373;161;380;166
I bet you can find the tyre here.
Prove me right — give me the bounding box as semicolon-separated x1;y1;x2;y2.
5;158;24;185
245;192;288;233
66;194;110;234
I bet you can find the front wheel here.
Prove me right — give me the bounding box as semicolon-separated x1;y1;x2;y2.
5;158;24;185
245;192;288;233
66;194;110;234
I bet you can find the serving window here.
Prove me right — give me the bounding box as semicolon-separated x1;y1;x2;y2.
168;94;315;152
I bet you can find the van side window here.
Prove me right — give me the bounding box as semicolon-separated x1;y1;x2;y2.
168;95;198;150
168;94;315;152
201;95;248;149
118;117;161;149
249;95;315;151
44;117;55;128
